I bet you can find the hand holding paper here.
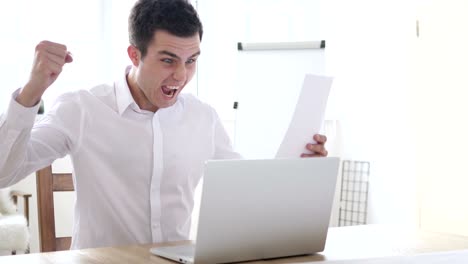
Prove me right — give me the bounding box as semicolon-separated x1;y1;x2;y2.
301;134;328;157
275;74;333;158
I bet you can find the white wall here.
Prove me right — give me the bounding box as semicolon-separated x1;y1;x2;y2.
411;0;468;235
323;0;418;225
326;0;468;231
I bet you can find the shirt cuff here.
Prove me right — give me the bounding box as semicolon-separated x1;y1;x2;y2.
4;88;41;128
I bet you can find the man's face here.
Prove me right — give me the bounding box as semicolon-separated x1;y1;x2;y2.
128;30;200;112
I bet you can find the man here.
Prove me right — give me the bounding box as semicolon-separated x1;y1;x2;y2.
0;0;327;249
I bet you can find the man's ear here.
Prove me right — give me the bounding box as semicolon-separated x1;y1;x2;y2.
127;45;141;66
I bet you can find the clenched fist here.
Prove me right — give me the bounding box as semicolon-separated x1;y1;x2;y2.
16;41;73;107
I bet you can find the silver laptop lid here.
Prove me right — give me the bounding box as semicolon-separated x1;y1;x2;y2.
194;157;340;264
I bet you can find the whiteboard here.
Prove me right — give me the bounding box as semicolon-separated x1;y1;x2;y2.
234;45;326;159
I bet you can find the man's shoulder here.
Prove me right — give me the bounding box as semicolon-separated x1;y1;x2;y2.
179;93;214;111
55;83;113;101
52;83;117;112
88;83;114;97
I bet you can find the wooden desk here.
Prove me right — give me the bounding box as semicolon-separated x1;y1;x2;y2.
2;225;468;263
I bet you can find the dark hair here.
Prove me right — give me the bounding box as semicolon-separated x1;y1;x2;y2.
129;0;203;58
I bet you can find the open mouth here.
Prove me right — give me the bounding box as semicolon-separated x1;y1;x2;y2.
161;85;179;98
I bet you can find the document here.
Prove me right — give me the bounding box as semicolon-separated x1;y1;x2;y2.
275;74;333;158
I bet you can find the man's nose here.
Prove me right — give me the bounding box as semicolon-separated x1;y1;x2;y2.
173;64;187;82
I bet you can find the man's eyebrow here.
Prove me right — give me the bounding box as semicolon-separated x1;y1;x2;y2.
189;51;201;58
158;50;179;58
158;50;201;59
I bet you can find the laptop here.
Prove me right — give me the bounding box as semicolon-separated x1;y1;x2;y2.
150;157;340;264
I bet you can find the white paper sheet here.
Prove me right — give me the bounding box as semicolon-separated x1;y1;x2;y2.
275;74;333;158
322;249;468;264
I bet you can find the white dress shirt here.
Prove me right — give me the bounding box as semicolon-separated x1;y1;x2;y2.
0;67;241;249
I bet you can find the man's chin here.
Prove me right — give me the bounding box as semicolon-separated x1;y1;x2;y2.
155;97;178;110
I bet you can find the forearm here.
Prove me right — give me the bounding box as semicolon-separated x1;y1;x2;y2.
16;84;44;108
0;41;74;187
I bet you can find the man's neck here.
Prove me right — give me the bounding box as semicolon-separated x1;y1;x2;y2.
126;69;158;112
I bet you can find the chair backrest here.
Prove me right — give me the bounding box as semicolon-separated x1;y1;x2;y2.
36;165;74;252
11;190;32;225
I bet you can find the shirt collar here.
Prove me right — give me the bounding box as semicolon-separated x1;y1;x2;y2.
115;66;144;115
115;65;184;116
